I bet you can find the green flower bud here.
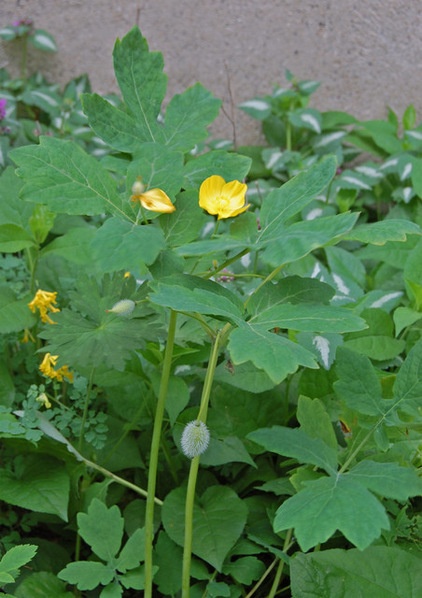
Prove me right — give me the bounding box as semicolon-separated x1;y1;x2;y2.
181;420;210;458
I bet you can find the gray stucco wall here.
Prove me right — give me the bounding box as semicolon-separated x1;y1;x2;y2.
1;0;422;144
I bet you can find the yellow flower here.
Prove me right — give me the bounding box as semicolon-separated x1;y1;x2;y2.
39;353;73;383
36;392;52;409
199;175;249;220
28;289;60;324
131;180;176;214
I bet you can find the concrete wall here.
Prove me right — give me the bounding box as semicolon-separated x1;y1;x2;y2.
1;0;422;145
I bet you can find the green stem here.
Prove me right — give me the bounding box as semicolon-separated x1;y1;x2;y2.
244;263;285;309
182;327;224;598
78;368;95;452
144;309;178;598
267;528;293;598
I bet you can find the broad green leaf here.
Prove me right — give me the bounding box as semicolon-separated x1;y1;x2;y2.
200;436;256;467
113;27;166;143
163;83;221;152
289;108;322;133
175;236;248;257
91;217;166;273
392;337;422;417
183;150;252;188
344;219;421;245
0;455;69;521
274;475;389;551
290;546;422;598
15;571;73;598
78;499;124;561
40;227;96;265
297;396;338;451
151;373;190;426
0;545;37;573
0;286;36;333
127;143;184;198
247;426;338;474
162;485;247;571
58;561;114;591
0;167;31;227
39;308;146;371
82;93;144;153
393;306;422;336
334;347;384;416
213;360;276;393
116;528;145;571
250;303;366;333
343;336;405;360
228;325;317;384
153;532;183;595
261;212;359;266
149;273;244;325
348;460;422;500
297;332;343;370
11;137;122;216
223;556;265;585
246;276;335;316
38;274;148;371
0;223;34;252
258;156;337;244
160;190;209;246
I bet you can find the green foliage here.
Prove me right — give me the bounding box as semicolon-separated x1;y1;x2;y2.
1;21;422;598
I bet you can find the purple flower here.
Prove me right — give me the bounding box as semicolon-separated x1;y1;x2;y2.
0;98;7;121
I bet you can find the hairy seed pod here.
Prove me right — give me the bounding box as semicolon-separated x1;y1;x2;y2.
181;420;210;458
106;299;135;317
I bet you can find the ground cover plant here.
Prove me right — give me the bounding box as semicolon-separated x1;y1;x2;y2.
0;21;421;598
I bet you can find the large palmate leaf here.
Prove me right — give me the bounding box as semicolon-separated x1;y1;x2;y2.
163;83;221;152
249;302;366;333
273;474;390;551
246;276;335;316
247;426;338;475
81;93;148;153
11;137;123;217
0;286;36;333
344;219;421;245
260;211;359;267
38;274;149;371
228;325;318;384
149;273;244;325
112;27;166;144
0;454;69;521
77;499;124;562
91;217;166;273
348;460;422;500
290;546;422;598
334;347;384;416
183;150;252;188
162;485;247;571
392;337;422;417
257;156;337;246
126;143;184;199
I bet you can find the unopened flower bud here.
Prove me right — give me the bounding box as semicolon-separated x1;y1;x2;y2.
181;420;210;458
106;299;135;317
131;179;145;195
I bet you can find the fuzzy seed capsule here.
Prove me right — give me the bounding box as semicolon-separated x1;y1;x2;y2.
106;299;135;317
181;420;210;459
131;180;145;195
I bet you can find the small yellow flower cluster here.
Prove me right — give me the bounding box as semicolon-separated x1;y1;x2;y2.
36;392;52;409
28;289;60;324
39;352;73;383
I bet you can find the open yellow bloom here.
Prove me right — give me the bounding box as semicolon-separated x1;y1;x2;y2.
28;289;60;324
131;180;176;214
199;175;249;220
39;353;73;383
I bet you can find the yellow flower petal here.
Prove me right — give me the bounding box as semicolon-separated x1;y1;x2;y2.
132;188;176;213
199;175;249;219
